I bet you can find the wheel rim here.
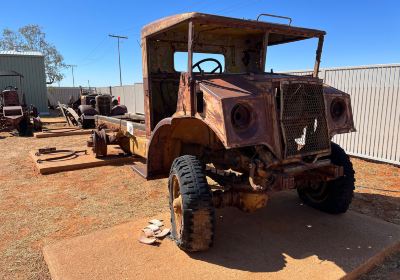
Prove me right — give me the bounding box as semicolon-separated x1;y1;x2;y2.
92;130;107;156
171;175;183;239
304;182;330;203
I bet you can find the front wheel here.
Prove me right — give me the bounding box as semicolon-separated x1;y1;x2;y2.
168;155;215;252
298;142;355;214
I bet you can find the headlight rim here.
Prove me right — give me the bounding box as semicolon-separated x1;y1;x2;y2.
231;103;253;130
330;98;346;121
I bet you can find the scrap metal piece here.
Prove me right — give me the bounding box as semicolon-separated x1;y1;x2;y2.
144;224;160;232
149;219;164;227
58;102;80;127
138;234;157;245
142;228;155;238
37;147;57;155
36;149;87;163
154;228;170;238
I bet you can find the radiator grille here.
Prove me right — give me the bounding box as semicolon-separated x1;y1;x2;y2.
280;82;330;158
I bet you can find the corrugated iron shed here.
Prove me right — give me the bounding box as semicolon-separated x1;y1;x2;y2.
0;50;48;113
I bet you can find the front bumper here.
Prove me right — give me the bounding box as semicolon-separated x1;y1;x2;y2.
270;160;343;192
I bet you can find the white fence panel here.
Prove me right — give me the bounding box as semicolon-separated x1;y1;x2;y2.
287;64;400;165
47;84;144;115
96;84;144;114
47;87;80;107
134;83;144;114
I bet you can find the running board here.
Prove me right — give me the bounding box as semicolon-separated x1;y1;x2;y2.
131;161;148;179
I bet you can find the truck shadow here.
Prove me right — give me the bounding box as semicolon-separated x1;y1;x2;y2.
189;191;400;273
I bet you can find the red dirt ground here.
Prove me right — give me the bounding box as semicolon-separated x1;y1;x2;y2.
0;126;398;279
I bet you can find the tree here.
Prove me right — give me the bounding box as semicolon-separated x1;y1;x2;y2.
0;25;66;84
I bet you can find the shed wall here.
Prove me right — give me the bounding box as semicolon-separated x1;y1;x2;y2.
0;54;48;113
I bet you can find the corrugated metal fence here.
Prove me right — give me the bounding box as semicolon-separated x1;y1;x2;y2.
288;64;400;165
96;84;144;114
47;87;81;106
47;84;144;114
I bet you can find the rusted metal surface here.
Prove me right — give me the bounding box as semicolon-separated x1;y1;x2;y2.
97;12;355;203
0;85;39;134
287;64;399;166
280;81;330;158
92;129;108;157
313;36;324;77
35;148;87;163
212;190;268;212
141;12;325;41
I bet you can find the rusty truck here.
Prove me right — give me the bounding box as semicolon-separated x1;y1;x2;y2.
91;13;356;251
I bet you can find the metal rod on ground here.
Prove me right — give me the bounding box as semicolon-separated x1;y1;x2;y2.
109;34;128;86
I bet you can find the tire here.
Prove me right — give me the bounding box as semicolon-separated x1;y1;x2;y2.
168;155;215;252
297;142;355;214
17;117;31;136
92;130;107;158
80;118;95;129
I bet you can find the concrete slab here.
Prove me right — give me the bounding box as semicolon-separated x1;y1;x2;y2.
34;128;91;138
43;191;400;280
31;146;133;174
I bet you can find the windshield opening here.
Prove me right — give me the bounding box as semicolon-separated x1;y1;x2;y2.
174;52;225;73
265;38;318;73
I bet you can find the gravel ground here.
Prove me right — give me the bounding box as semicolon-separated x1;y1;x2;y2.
0;125;398;279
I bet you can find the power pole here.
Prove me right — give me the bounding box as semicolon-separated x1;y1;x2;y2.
109;34;128;86
66;64;77;87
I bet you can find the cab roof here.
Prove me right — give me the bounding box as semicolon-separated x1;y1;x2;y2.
141;12;326;45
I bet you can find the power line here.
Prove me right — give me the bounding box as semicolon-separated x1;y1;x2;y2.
79;42;114;67
109;34;128;86
79;36;108;64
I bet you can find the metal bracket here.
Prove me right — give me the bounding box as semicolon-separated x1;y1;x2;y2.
256;13;292;26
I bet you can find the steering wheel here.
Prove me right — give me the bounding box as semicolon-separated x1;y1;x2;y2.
192;58;222;74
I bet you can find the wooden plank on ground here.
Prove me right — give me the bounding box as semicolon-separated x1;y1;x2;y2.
31;146;133;174
41;117;68;124
34;128;91;138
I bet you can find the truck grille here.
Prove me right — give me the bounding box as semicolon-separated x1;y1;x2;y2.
280;82;330;158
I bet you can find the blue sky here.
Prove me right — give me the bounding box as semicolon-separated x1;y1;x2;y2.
1;0;399;87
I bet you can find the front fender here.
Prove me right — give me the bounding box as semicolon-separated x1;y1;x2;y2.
146;117;224;179
323;85;356;137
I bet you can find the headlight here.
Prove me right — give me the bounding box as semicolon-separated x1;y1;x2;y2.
330;98;346;121
231;103;251;129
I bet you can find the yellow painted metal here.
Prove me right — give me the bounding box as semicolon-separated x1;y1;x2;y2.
129;135;148;158
238;192;268;212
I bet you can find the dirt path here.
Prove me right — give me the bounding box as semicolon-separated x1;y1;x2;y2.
0;131;168;279
0;130;398;279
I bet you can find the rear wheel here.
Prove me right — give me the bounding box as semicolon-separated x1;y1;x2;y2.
17;117;31;136
92;129;107;158
168;155;215;252
298;142;355;214
80;118;95;129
